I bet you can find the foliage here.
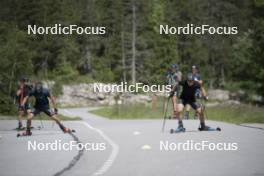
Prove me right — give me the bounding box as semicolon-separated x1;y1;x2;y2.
0;0;263;113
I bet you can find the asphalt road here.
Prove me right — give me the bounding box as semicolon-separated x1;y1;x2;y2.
0;107;264;176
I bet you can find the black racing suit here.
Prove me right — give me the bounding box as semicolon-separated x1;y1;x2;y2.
179;81;201;110
28;88;54;117
25;88;67;133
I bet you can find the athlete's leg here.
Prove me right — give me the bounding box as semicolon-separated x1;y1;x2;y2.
175;102;185;130
44;109;69;132
171;93;178;119
191;102;211;130
194;99;202;119
190;102;203;121
176;103;184;120
184;104;191;119
196;107;205;124
25;109;35;135
17;108;24;129
51;115;68;132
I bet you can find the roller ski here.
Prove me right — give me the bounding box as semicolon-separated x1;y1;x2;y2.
15;126;35;131
198;125;221;131
15;126;26;131
17;130;32;137
14;122;26;131
170;126;186;134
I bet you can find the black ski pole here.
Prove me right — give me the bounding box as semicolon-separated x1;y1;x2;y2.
162;96;170;132
162;92;167;114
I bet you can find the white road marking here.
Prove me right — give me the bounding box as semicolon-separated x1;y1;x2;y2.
133;131;141;135
141;145;151;150
80;121;119;176
63;109;73;116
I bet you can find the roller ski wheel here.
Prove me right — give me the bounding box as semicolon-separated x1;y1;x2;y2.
198;126;221;131
170;127;185;134
17;131;32;137
63;128;76;133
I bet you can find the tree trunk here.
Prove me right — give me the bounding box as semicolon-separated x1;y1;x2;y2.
43;6;48;77
121;30;126;82
9;62;16;95
220;65;225;88
131;1;136;84
84;46;92;73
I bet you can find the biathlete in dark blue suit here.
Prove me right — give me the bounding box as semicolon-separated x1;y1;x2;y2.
21;82;72;136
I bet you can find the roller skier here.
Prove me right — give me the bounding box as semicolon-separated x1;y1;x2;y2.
18;82;74;137
15;76;33;130
171;73;220;133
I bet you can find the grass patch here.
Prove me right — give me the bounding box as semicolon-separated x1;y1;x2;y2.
0;114;81;121
206;105;264;124
91;98;264;124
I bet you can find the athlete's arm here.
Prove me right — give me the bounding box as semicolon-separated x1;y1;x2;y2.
194;78;203;85
16;89;21;96
21;96;29;106
16;85;23;96
50;96;56;108
171;82;179;92
177;71;182;82
48;92;57;109
194;74;203;85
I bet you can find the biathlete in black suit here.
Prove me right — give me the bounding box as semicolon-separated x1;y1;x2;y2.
173;73;212;132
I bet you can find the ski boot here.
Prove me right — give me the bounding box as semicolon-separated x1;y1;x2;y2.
15;122;26;131
170;125;186;134
17;130;32;137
